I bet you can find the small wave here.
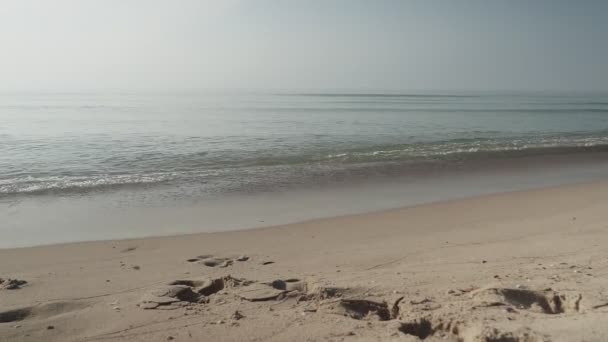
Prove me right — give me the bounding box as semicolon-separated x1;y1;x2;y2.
0;173;178;196
248;106;608;114
4;136;608;197
287;93;478;98
320;136;608;163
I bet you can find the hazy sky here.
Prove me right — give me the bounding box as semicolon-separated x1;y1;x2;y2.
1;0;607;92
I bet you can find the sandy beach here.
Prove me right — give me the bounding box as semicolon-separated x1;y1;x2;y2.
2;181;608;341
3;1;608;341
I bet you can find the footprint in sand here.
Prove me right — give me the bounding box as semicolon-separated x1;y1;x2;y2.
472;287;583;314
140;275;350;310
269;278;306;292
0;278;27;290
0;301;90;323
186;255;245;268
330;299;392;321
396;318;546;342
140;276;254;310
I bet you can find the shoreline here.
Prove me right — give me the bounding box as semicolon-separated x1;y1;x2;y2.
2;180;608;341
0;177;606;252
4;144;608;200
3;149;608;249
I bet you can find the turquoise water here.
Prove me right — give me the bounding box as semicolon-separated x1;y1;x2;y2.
2;91;608;198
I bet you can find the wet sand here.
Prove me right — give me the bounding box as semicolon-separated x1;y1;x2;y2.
2;181;608;341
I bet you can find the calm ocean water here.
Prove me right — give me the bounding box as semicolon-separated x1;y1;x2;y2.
2;91;608;199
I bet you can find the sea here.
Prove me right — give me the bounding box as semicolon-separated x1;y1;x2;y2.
2;91;608;247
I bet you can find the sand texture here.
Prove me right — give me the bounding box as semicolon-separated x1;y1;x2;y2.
2;181;608;341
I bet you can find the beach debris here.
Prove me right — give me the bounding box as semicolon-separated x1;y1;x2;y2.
47;325;55;330
0;278;27;290
236;255;249;261
261;261;275;265
120;246;137;253
132;265;141;271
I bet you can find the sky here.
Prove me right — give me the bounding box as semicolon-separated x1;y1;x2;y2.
1;0;607;92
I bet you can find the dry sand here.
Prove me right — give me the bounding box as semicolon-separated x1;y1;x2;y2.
2;181;608;341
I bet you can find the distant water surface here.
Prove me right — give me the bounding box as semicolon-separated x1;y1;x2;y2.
2;91;608;200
